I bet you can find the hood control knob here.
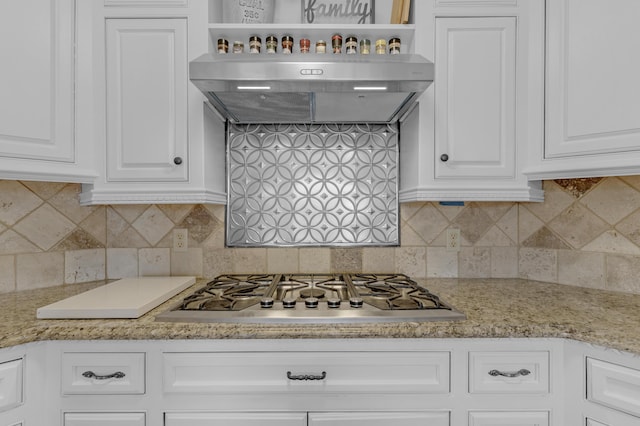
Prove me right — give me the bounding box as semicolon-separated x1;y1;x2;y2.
282;298;297;308
440;154;449;162
349;297;364;308
173;156;183;165
305;297;319;308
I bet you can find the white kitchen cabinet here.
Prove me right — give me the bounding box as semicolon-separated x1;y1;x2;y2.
308;412;449;426
468;411;549;426
61;352;146;395
469;351;550;394
400;1;544;202
525;0;640;180
79;1;226;205
0;358;22;413
164;412;307;426
63;412;145;426
0;0;96;183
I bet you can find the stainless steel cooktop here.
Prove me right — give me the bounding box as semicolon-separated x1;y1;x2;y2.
155;273;465;324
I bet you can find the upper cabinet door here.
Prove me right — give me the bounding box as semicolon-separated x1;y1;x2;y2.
546;0;640;158
105;18;189;182
0;0;74;162
434;17;517;179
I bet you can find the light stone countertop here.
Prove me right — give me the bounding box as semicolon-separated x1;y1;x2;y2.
1;278;639;355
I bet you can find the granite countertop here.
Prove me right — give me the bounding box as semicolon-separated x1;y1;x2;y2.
2;278;639;355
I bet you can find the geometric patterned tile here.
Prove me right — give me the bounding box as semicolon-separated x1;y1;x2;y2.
407;203;450;245
452;203;494;245
554;177;603;198
525;180;574;223
178;204;222;244
14;204;75;250
49;183;97;224
580;177;640;225
548;203;609;249
521;226;571;250
132;205;174;245
0;180;43;226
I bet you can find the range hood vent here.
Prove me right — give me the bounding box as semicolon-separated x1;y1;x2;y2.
190;53;434;124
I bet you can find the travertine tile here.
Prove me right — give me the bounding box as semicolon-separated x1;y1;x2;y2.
0;230;39;255
400;202;425;221
16;252;64;290
522;227;571;250
400;220;428;246
299;248;330;273
0;255;15;293
525;181;574;223
171;248;203;277
111;205;147;223
519;248;557;282
605;254;640;294
548;204;609;249
65;249;106;284
53;229;104;251
434;202;466;221
14;204;75;250
580;178;640;225
139;248;170;276
478;202;515;222
107;208;149;248
491;247;518;278
49;184;96;224
554;178;602;198
362;247;396;273
406;203;449;244
496;205;518;243
158;204;195;224
132;206;174;246
233;248;267;273
0;181;42;226
426;247;458;278
395;247;427;278
615;209;640;247
203;203;225;222
203;248;234;277
178;205;222;244
459;247;491;278
557;250;605;289
267;248;300;273
331;248;363;272
476;225;514;247
453;204;494;245
106;248;138;279
582;230;640;255
20;181;66;200
518;205;544;243
81;207;107;245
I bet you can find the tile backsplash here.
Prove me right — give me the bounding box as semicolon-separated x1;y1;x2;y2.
2;177;640;294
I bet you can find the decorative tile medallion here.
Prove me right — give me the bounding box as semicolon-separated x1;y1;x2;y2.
226;123;399;246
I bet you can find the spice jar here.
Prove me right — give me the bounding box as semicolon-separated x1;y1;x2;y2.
281;35;294;54
332;34;343;54
375;38;386;55
249;36;261;54
299;38;311;53
232;41;244;54
217;38;229;54
389;37;401;54
345;36;358;54
359;38;371;55
315;40;327;54
266;35;278;53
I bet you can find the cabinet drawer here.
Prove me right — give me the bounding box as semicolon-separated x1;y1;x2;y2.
165;412;307;426
469;411;549;426
61;353;145;395
163;351;450;394
469;351;549;394
308;411;449;426
0;358;23;412
63;412;145;426
587;357;640;418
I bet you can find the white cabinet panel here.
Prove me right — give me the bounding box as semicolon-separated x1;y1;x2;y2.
105;18;188;182
468;411;549;426
164;412;307;426
545;0;640;159
469;351;549;394
0;359;22;412
63;412;145;426
434;17;516;179
586;419;609;426
587;357;640;418
0;0;74;162
61;352;145;395
308;411;449;426
163;351;450;395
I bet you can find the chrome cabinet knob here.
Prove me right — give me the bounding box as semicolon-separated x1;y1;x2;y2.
440;154;449;162
173;156;183;165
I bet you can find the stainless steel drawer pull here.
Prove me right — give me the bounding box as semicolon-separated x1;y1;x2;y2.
488;368;531;378
287;371;326;381
82;371;126;380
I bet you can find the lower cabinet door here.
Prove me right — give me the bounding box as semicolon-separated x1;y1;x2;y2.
164;412;307;426
63;412;145;426
308;412;450;426
468;411;549;426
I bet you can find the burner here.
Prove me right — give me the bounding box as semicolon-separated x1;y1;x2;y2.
300;288;325;299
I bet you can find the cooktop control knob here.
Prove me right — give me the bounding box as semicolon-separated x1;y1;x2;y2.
349;297;364;308
282;298;297;308
305;297;319;308
260;297;274;308
327;298;341;308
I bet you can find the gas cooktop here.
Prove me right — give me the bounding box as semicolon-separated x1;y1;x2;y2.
155;273;465;324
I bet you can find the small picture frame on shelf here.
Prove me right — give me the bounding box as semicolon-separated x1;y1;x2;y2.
301;0;375;24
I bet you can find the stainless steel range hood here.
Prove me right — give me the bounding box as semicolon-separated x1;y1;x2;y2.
189;53;434;123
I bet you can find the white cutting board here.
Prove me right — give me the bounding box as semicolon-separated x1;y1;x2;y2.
36;276;196;319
